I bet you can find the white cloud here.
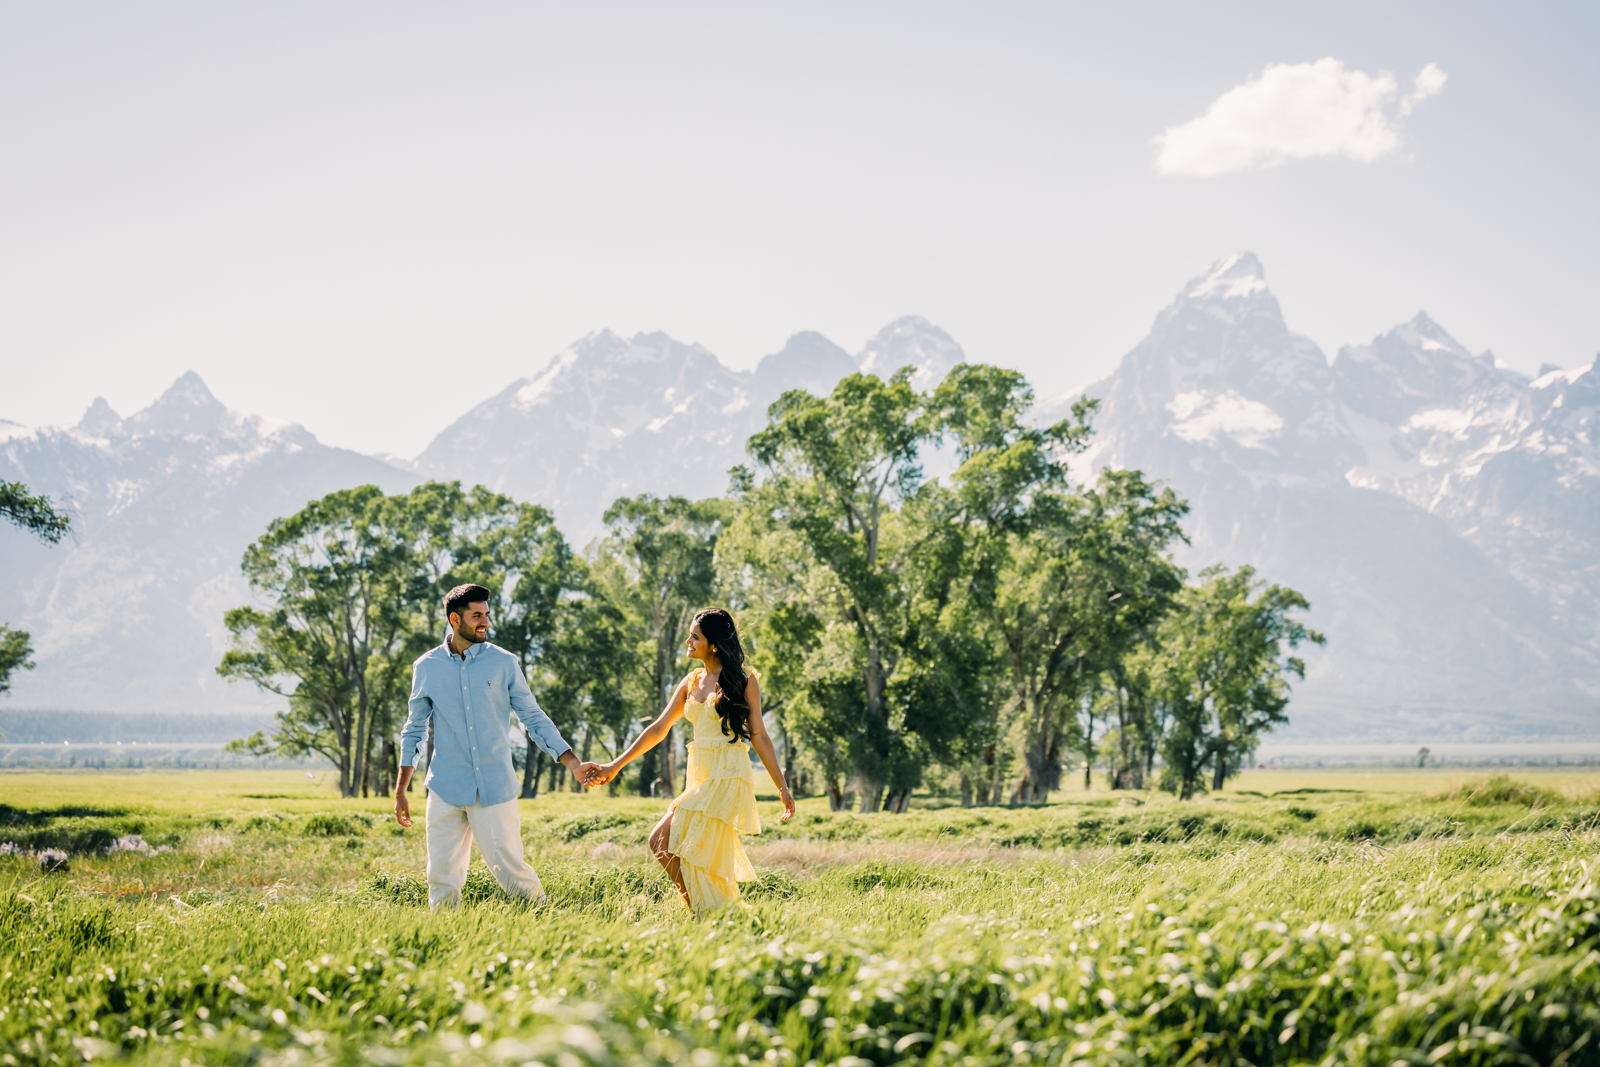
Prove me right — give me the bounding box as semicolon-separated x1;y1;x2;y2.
1154;58;1447;177
1400;62;1448;116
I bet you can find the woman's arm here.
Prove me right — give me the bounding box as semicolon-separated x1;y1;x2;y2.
745;675;796;821
584;675;690;788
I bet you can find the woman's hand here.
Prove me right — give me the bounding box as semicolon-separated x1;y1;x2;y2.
584;762;619;789
778;785;796;821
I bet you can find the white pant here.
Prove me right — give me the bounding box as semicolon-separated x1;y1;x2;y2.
424;793;545;909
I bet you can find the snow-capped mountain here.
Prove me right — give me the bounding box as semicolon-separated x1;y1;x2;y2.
0;373;415;713
412;317;955;541
1052;254;1599;738
1336;317;1600;650
7;270;1593;737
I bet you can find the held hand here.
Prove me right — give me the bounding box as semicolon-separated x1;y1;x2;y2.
584;762;619;789
394;790;411;829
778;785;796;822
574;760;605;787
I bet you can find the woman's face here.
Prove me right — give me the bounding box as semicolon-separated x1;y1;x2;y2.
685;621;712;663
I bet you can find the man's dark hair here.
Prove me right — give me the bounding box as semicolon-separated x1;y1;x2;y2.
444;584;492;620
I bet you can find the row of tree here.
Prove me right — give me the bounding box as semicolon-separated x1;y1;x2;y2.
221;362;1324;806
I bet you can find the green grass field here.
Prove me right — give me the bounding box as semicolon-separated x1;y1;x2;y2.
2;769;1598;1066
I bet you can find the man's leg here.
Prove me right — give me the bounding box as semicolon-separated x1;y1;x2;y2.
424;791;472;910
467;799;546;904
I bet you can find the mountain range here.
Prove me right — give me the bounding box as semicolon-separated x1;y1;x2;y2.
408;317;962;540
2;260;1595;738
1047;253;1598;738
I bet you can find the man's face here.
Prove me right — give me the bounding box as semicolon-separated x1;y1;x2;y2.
450;602;491;645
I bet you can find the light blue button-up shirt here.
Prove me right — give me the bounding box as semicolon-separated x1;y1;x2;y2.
400;632;573;808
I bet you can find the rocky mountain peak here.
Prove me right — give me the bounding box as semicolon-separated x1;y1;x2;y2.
754;331;857;401
76;397;124;438
1184;251;1269;301
856;315;965;391
1098;255;1338;461
123;371;231;437
1334;315;1523;424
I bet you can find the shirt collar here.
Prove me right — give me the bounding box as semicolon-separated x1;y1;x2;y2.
443;628;485;661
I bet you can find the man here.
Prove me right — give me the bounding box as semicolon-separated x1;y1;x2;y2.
395;583;599;909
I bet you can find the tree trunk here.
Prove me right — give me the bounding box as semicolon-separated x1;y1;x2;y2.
521;738;542;799
959;774;974;808
659;723;675;797
860;781;884;814
780;721;795;793
636;746;659;797
1021;742;1052;805
1212;751;1227;792
825;775;844;812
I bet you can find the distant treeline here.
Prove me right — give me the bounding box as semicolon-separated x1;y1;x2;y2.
0;710;275;744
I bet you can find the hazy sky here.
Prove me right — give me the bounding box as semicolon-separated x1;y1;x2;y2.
3;2;1596;457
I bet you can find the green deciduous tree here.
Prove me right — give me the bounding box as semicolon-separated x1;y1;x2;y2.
218;485;417;796
1153;565;1326;799
589;495;727;796
0;480;69;703
442;492;578;798
0;481;70;544
928;366;1186;803
0;626;34;698
736;369;931;812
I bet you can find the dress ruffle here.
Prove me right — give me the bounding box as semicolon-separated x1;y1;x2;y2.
670;775;761;834
669;808;757;883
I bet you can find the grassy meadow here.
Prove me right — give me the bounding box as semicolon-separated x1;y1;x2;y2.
2;768;1599;1066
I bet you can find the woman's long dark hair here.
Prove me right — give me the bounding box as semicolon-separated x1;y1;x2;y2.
695;608;752;744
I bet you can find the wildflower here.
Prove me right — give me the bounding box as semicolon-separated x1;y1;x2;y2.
39;849;70;873
591;842;624;861
107;835;157;857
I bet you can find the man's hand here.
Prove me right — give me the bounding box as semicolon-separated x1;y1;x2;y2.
394;766;414;828
583;762;618;789
557;749;603;787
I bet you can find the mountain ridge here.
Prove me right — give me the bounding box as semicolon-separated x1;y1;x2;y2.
3;266;1595;738
1048;253;1598;738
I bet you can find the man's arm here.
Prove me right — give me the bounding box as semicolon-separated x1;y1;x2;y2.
394;664;432;829
508;664;600;783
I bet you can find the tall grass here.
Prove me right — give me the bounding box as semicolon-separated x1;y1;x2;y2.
1;773;1598;1065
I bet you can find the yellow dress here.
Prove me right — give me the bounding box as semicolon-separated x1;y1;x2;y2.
667;668;761;914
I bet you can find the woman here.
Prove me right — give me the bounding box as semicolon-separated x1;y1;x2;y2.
584;608;795;914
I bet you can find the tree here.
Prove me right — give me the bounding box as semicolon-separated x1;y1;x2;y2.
0;626;34;697
927;366;1185;804
738;369;932;812
445;492;578;798
0;480;69;700
1153;566;1326;799
0;481;70;543
217;485;418;797
590;495;726;796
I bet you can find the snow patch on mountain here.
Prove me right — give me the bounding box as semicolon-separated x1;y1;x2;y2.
1166;391;1285;448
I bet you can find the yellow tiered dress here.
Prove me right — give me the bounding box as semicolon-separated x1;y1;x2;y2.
666;668;762;914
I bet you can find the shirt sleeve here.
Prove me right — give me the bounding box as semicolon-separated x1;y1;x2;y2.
509;664;572;761
399;662;433;768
